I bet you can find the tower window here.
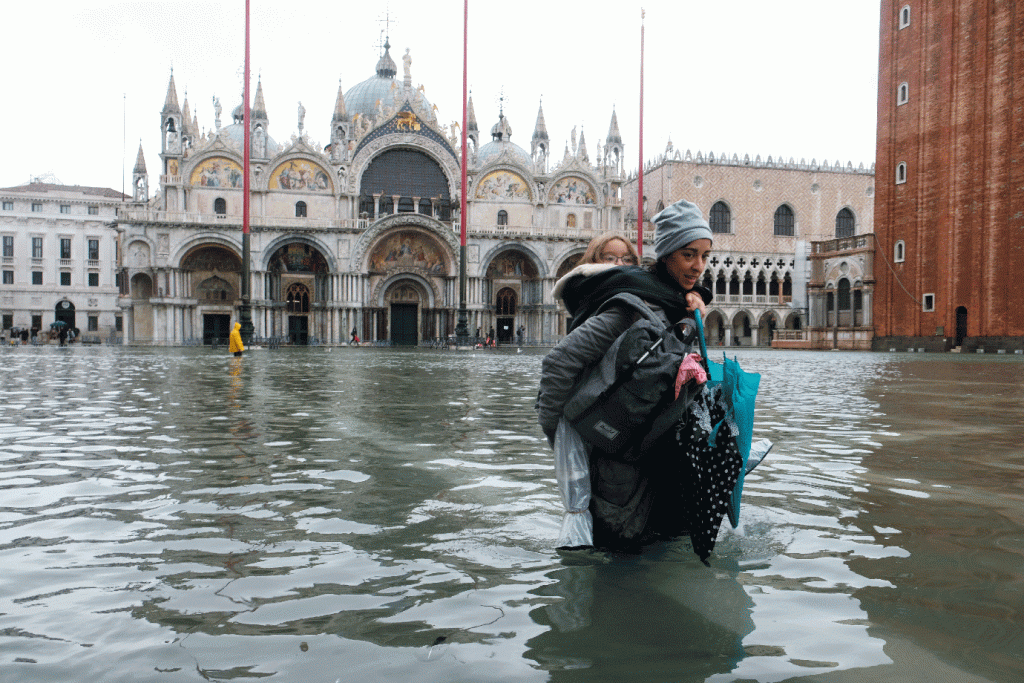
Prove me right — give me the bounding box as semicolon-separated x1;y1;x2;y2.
894;240;906;263
896;162;908;184
773;205;795;236
899;5;911;29
295;201;307;218
214;197;227;215
897;82;909;105
923;293;935;312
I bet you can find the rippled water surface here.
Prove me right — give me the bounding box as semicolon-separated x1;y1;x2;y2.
1;346;1022;682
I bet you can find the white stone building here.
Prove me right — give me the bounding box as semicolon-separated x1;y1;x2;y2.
1;181;126;342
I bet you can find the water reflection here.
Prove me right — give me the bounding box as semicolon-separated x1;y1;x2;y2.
0;346;1021;682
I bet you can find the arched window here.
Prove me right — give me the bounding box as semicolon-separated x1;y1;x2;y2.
496;287;517;315
729;272;740;296
836;208;855;238
497;210;508;226
566;213;577;229
295;201;307;218
894;240;906;263
716;273;727;295
214;197;226;215
898;82;909;105
709;201;731;234
837;278;851;311
896;162;908;184
899;5;911;28
773;205;795;236
286;283;310;313
742;272;754;296
755;273;766;296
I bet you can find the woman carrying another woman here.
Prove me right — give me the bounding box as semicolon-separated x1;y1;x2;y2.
537;200;718;552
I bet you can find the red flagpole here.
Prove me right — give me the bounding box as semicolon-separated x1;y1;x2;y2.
239;0;253;342
243;0;251;240
454;0;470;341
637;9;645;258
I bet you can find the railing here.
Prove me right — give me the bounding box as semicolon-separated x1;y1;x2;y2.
119;209;372;232
117;209;647;242
812;235;874;254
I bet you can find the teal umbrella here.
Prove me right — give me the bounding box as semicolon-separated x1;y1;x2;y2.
694;310;767;528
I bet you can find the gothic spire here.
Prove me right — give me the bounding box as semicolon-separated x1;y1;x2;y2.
531;99;549;143
332;78;348;122
252;78;268;121
133;142;147;174
606;107;622;145
467;94;478;135
162;71;181;115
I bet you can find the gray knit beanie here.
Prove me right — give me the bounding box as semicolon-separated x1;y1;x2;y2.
653;199;713;260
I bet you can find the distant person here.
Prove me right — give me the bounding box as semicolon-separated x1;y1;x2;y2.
58;327;68;346
350;328;360;345
229;322;245;357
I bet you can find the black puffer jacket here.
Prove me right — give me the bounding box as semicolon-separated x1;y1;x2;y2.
537;263;712;548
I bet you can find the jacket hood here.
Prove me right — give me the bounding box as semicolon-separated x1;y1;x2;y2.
553;262;616;305
233;323;241;331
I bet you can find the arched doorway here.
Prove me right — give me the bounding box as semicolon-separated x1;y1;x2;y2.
182;245;243;346
704;310;725;346
54;299;75;331
267;242;330;344
496;287;517;343
385;281;425;346
486;248;540;344
286;282;311;344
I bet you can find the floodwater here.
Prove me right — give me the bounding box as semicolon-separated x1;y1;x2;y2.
1;345;1022;683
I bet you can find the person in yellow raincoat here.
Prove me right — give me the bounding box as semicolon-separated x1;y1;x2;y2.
229;322;245;357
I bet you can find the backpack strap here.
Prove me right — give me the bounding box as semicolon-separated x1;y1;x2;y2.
589;292;671;329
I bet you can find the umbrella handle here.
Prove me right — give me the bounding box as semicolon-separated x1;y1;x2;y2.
694;309;709;364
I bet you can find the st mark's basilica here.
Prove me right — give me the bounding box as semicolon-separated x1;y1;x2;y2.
117;37;874;347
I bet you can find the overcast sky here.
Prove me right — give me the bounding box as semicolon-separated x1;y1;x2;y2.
1;0;881;194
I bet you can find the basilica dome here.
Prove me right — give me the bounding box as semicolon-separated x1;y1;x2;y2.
477;113;532;167
345;40;431;122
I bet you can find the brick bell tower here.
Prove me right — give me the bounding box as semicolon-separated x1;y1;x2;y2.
872;0;1024;352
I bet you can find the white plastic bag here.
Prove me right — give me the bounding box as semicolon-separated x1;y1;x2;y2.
554;417;593;548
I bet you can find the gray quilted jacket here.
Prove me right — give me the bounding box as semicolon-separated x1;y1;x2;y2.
537;264;672;441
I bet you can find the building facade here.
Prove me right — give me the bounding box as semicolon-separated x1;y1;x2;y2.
116;38;880;349
117;43;627;345
622;150;876;348
1;181;125;342
872;0;1024;352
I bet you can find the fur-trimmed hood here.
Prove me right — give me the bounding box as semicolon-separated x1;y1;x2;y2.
552;262;617;304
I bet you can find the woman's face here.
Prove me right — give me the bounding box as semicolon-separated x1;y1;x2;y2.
598;238;637;265
663;239;712;291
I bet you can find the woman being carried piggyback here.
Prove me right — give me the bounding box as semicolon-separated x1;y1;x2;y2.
538;200;725;553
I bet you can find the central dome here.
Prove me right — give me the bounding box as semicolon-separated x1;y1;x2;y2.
345;40;430;122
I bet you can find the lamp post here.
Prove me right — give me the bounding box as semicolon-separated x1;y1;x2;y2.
239;0;254;344
454;0;470;345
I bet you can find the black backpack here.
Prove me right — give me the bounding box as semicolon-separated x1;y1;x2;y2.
562;293;701;458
